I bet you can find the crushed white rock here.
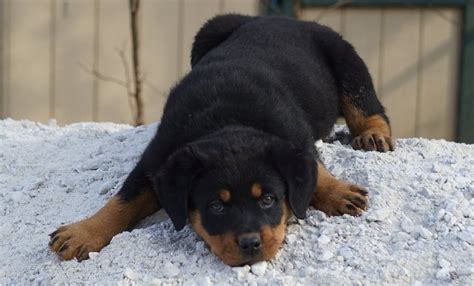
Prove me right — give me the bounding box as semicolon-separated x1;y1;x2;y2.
0;120;473;285
251;261;267;276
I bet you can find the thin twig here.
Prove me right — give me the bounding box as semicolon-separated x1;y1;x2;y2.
143;80;167;98
314;0;351;22
433;9;460;26
78;62;128;88
115;46;133;96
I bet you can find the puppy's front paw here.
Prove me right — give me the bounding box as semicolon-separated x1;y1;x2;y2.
352;131;394;152
49;220;110;261
312;182;368;217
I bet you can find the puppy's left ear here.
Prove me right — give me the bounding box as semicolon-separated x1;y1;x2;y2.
270;141;317;219
153;145;207;230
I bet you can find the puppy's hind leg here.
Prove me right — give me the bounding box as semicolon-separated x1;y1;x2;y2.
316;26;394;152
49;164;160;261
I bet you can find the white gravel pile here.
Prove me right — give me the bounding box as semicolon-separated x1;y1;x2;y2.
0;119;472;285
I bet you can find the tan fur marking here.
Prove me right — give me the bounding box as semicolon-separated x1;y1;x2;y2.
219;190;231;203
49;190;159;261
190;211;242;266
342;96;390;137
311;162;368;216
251;183;262;199
341;96;393;151
260;202;289;261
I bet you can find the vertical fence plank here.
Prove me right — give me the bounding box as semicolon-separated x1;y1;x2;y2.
222;0;258;15
96;0;132;124
180;0;221;76
0;0;5;118
458;3;474;143
417;8;461;140
379;8;421;138
54;0;95;124
300;7;342;33
9;0;52;122
342;8;382;94
141;0;180;123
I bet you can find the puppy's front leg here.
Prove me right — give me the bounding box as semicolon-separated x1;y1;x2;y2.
311;162;368;216
49;166;160;261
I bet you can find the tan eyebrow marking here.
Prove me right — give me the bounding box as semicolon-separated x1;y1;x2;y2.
251;183;262;199
219;190;231;203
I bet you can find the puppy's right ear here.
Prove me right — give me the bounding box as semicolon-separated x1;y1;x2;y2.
153;145;206;231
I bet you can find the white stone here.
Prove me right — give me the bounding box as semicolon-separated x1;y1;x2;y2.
400;217;415;233
11;192;24;203
99;181;115;195
318;235;331;245
124;268;138;281
458;266;474;276
88;252;99;260
338;247;353;260
435;268;451;280
318;250;334;261
443;212;453;223
366;209;391;222
415;226;433;239
436;209;446;220
196;276;212;286
438;258;451;269
315;140;324;148
162;262;180;278
286;234;297;244
232;265;250;281
251;261;267;277
393;232;411;243
457;231;474;244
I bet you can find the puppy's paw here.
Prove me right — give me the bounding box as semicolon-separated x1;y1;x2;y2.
352;131;394;152
49;220;110;261
312;182;368;217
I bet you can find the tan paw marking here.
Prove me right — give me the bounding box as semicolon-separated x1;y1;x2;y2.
352;131;394;152
49;220;111;261
312;181;368;217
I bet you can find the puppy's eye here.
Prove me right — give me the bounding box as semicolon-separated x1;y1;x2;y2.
259;195;274;209
209;200;224;214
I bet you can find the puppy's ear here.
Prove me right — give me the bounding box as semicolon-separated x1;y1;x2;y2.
154;145;207;230
270;141;316;219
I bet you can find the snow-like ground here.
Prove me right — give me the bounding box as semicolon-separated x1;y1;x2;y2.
0;118;473;285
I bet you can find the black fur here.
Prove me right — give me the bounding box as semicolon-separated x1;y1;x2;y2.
117;15;388;233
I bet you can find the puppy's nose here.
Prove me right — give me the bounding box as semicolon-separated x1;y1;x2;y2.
237;233;261;254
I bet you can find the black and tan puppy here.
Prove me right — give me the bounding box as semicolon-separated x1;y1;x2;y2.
49;15;393;266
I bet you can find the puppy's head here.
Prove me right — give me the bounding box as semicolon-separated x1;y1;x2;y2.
154;128;316;266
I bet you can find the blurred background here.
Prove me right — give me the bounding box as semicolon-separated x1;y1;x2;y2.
0;0;472;143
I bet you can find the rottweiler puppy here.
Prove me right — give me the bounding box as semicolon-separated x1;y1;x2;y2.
49;14;393;266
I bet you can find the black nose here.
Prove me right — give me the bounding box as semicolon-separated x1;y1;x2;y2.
238;234;261;254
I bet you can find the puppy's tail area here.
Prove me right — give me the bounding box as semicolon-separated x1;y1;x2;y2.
191;14;255;67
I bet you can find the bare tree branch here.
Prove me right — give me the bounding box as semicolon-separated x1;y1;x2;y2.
143;80;167;98
129;0;144;126
115;46;133;96
78;62;128;89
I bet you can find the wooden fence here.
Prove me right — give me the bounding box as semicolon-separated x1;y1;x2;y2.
0;0;258;124
300;7;461;140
